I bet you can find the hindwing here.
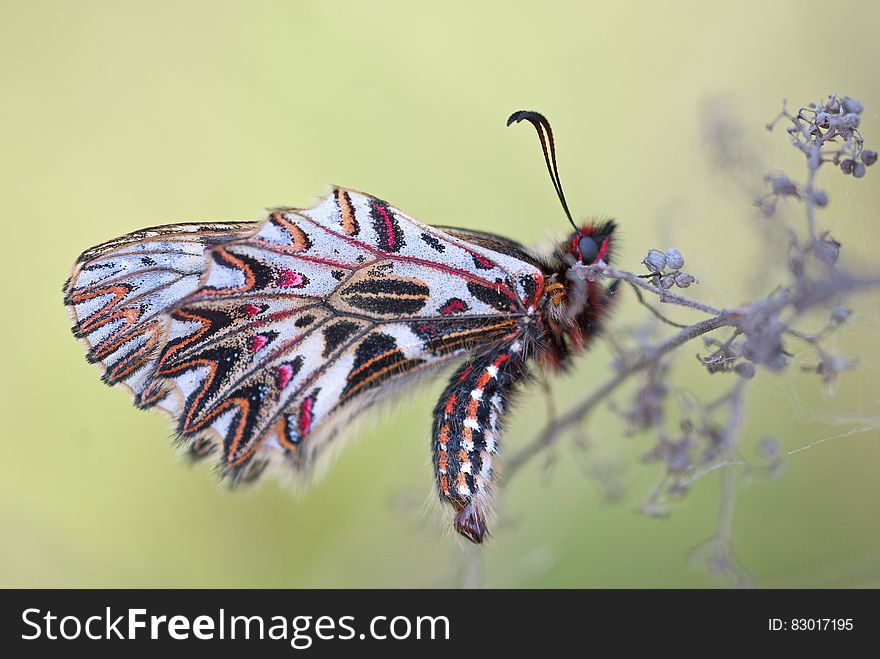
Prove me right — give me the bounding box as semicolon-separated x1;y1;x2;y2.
64;221;259;395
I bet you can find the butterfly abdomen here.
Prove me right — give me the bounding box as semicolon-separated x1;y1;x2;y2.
431;335;533;543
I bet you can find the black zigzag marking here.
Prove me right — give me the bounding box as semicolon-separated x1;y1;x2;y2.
322;320;360;357
155;344;243;430
340;278;430;314
466;280;515;312
340;332;425;402
294;314;316;328
421;233;445;252
205;249;275;293
220;382;271;463
409;317;516;356
160;307;237;360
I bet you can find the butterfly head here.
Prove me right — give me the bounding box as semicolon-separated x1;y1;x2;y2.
568;220;615;266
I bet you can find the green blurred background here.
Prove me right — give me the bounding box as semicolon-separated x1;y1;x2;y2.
2;0;880;588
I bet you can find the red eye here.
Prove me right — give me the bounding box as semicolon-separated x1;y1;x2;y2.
577;235;599;263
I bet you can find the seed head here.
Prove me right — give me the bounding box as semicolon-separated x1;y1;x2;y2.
673;272;695;288
643;249;667;274
665;248;685;271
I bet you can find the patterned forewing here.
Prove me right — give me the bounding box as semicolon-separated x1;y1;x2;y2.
68;188;544;483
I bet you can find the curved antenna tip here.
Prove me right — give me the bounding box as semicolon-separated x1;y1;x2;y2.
506;110;547;127
506;109;577;231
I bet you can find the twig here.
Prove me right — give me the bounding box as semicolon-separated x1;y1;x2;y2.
504;314;733;481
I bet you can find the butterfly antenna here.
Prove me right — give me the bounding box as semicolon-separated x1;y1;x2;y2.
507;110;578;232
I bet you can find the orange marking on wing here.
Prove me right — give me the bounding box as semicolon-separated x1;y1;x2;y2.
87;308;147;353
274;418;299;452
216;399;251;464
73;285;132;332
437;321;515;343
336;188;358;236
346;347;401;380
187;395;261;467
200;248;255;296
339;357;419;402
156;308;215;368
104;327;164;379
267;211;311;253
107;343;155;379
157;357;220;433
140;380;169;405
427;322;517;355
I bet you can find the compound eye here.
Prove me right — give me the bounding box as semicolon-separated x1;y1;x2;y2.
577;234;599;263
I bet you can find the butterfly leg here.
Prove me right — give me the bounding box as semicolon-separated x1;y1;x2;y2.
431;339;530;544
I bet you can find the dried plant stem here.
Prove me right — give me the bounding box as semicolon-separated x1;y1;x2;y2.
689;381;751;587
591;265;723;316
504;314;732;481
505;271;880;485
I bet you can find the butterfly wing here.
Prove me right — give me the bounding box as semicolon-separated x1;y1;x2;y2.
64;221;259;396
66;188;546;487
141;189;543;479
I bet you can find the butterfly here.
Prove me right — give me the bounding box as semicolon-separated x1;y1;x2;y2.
63;111;617;544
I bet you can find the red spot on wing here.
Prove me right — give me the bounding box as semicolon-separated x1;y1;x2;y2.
439;298;469;315
530;272;544;307
472;254;495;269
275;363;294;389
299;397;314;436
249;335;268;351
241;304;261;317
278;269;304;287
